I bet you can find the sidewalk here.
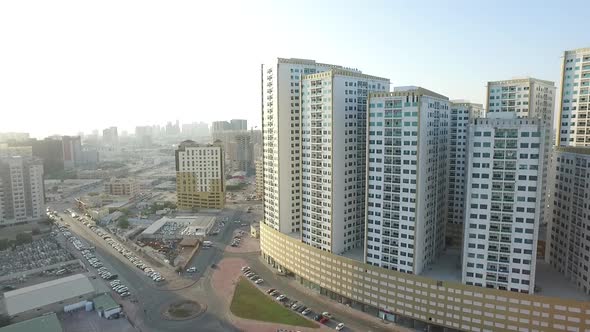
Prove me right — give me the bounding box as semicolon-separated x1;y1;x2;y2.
254;256;413;332
211;257;331;332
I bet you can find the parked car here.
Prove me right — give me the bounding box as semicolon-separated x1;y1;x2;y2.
319;316;329;324
301;308;311;315
336;323;345;331
255;279;263;284
276;295;286;301
322;312;333;319
313;314;322;321
266;288;275;294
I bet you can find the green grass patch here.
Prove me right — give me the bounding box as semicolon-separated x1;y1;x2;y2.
230;277;317;328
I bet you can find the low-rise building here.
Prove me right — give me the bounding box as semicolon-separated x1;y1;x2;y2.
104;178;139;196
0;313;63;332
139;215;216;240
2;274;96;321
92;293;121;319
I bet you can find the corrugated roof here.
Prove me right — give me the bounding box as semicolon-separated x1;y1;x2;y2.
93;293;120;311
0;313;63;332
3;274;95;316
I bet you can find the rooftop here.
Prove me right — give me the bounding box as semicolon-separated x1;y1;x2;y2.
371;87;449;101
0;313;62;332
3;274;95;316
93;293;120;311
421;250;590;302
142;215;216;236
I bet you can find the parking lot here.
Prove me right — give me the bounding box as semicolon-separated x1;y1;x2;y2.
0;235;74;277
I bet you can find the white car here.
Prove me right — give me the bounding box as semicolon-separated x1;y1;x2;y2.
336;323;344;331
276;295;286;301
255;279;263;284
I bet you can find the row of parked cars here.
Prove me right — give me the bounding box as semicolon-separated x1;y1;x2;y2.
110;279;131;297
66;210;166;284
241;266;345;331
242;266;264;284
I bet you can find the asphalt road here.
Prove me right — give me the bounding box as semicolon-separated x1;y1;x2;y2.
58;211;239;332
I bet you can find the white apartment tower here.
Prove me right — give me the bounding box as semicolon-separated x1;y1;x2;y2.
365;87;450;274
447;101;484;245
462;118;546;293
546;147;590;295
300;69;389;254
487;78;555;228
557;47;590;146
0;156;45;225
261;58;363;234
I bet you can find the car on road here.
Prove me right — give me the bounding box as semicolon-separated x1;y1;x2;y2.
335;323;345;331
301;308;311;315
276;295;286;301
254;278;263;284
186;267;197;273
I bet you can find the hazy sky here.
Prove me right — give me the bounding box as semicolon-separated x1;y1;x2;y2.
1;0;588;138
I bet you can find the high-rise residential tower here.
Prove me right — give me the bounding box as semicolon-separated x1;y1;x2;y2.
487;78;555;231
300;69;389;254
557;47;590;146
0;156;45;226
365;87;450;274
546;146;590;295
462;117;546;293
261;58;362;234
446;101;484;246
175;140;225;209
102;126;119;146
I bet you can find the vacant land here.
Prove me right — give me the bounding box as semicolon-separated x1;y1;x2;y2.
230;277;317;328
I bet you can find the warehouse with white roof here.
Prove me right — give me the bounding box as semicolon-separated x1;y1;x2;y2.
2;274;96;321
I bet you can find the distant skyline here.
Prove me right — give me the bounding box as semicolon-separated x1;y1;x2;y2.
1;0;589;138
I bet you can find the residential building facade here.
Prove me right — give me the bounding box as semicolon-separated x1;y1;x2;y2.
546;146;590;295
365;87;450;274
462;118;546;293
261;58;358;234
557;47;590;146
447;101;484;247
487;78;555;230
300;69;389;254
175;140;225;209
255;159;263;200
0;156;45;225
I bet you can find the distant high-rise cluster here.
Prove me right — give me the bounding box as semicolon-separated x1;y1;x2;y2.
261;48;590;297
210;119;257;174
